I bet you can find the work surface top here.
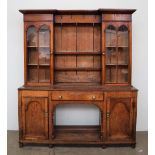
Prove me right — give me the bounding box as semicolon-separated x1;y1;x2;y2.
19;85;138;91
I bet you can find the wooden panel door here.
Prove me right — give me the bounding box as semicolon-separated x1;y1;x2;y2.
105;93;136;142
104;22;131;85
22;97;49;140
25;22;53;86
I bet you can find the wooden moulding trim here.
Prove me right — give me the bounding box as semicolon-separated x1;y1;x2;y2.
24;14;53;22
54;15;101;23
19;9;136;15
102;14;132;22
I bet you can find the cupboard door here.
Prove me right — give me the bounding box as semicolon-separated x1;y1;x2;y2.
106;95;135;142
22;97;49;140
25;22;52;85
104;22;130;85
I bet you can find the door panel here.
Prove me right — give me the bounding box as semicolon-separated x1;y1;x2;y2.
104;22;130;85
22;97;48;140
106;96;134;141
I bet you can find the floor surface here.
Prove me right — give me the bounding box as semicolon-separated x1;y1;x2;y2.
7;131;148;155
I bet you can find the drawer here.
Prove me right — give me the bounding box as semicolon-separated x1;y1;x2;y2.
51;91;103;101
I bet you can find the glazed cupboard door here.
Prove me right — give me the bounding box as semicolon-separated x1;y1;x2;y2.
21;95;49;140
104;22;131;85
25;22;53;86
105;92;137;143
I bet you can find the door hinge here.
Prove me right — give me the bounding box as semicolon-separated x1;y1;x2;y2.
106;112;110;118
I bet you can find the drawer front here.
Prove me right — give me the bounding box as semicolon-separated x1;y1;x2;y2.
51;91;103;101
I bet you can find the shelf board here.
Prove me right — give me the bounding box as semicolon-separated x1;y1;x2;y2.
27;46;37;48
106;46;116;48
55;67;101;71
106;46;128;48
39;46;50;48
27;46;50;48
106;64;128;66
53;126;101;143
27;64;38;66
39;64;50;66
118;46;128;48
27;64;50;66
55;52;101;55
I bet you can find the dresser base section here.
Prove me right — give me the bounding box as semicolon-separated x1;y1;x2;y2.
19;125;136;148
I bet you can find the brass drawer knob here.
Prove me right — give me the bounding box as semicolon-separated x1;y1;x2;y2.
59;96;62;99
92;96;96;100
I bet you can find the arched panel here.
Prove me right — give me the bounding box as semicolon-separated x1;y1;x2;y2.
107;97;132;140
25;100;44;112
27;26;37;47
23;97;48;140
118;25;129;47
39;25;50;47
105;25;117;47
109;102;130;138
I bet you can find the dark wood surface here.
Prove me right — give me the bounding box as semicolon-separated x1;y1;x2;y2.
18;85;138;91
19;9;136;14
18;9;138;147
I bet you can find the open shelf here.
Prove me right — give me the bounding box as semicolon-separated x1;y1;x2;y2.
55;51;101;55
53;126;101;143
27;64;38;66
55;67;101;71
106;64;128;66
106;46;128;48
39;46;50;48
27;64;50;66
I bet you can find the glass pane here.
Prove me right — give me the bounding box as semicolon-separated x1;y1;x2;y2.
105;25;117;83
117;25;129;83
39;66;50;82
106;66;117;83
27;26;37;46
106;47;117;65
106;25;117;47
118;25;128;47
27;47;38;64
39;25;50;65
117;66;128;83
118;47;128;65
27;66;38;82
39;48;50;65
39;25;50;47
27;26;38;83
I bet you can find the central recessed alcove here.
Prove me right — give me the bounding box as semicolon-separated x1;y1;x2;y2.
55;104;100;125
53;104;102;143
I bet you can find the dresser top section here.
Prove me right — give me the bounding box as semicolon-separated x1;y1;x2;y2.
19;9;136;15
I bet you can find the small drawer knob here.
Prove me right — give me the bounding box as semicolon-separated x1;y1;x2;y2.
59;96;62;99
92;96;96;100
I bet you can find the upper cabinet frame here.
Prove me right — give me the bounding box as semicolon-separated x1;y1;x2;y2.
20;9;135;86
